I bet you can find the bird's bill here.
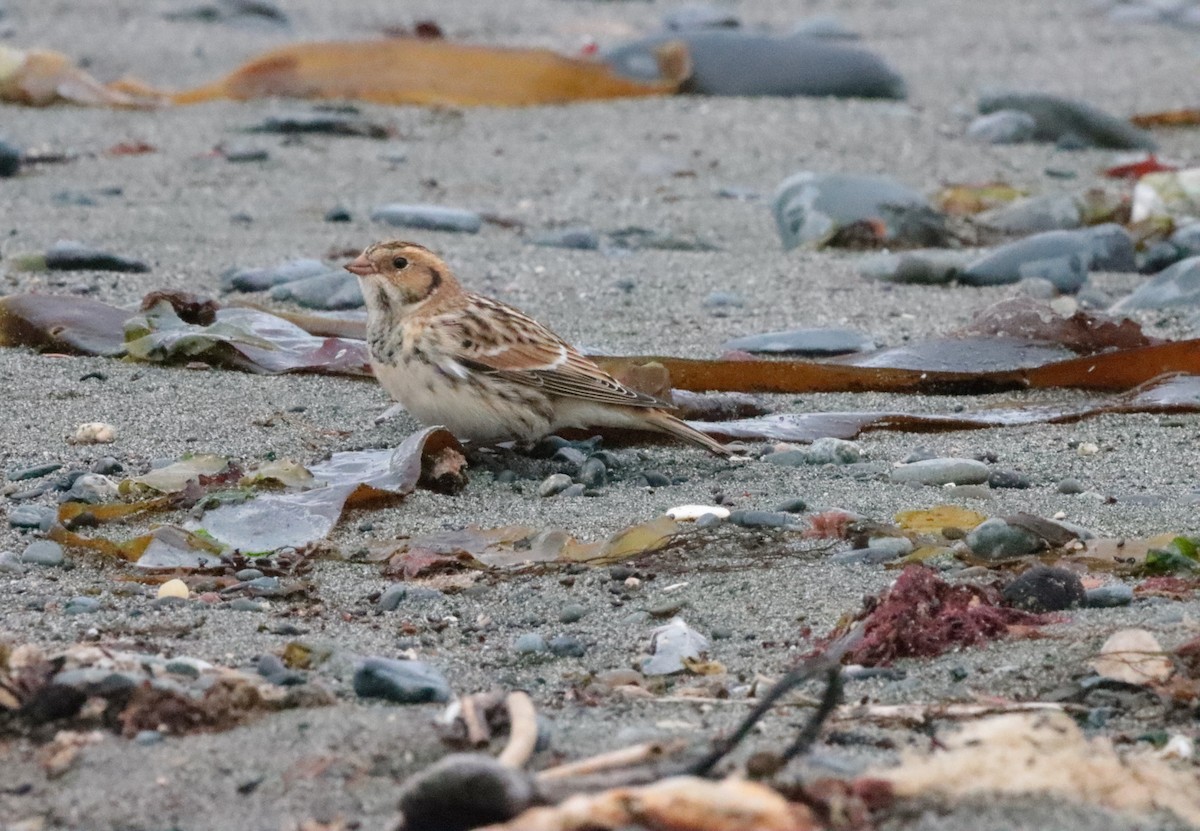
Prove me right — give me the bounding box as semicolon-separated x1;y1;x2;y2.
344;254;376;276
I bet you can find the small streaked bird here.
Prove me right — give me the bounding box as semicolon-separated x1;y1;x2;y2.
344;240;729;456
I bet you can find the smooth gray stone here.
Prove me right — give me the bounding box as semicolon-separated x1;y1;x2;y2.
966;518;1042;559
966;110;1037;144
978;91;1157;150
222;258;328;292
723;327;874;355
833;546;906;565
1085;585;1134;608
64;596;102;615
377;584;407;611
1002;565;1084;611
514;633;548;654
773;171;945;250
727;510;796;528
353;657;452;703
663;3;740;30
1111;256;1200;311
370;203;482;233
9;504;54;529
890;458;989;486
859;249;973;284
21;540;65;566
975;193;1083;234
0;139;20;177
961;225;1136;292
604;31;905;99
270;270;363;310
7;462;63;481
528;228;600;250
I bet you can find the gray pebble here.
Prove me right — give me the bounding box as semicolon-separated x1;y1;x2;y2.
378;583;408;611
640;471;671;487
9;504;54;529
222;258;328;292
775;497;808;513
966;109;1037;144
235;568;264;581
495;469;518;484
134;730;164;746
988;469;1031;489
63;473;119;504
977;91;1157;150
227;598;265;612
694;513;724;529
370;203;482;234
727;510;796;528
548;636;587;658
90;457;123;475
723;327;873;356
22;540;65;566
560;483;586;498
867;536;914;557
0;139;21;178
1111;256;1200;312
246;576;282;595
539;473;574;498
833;547;907;565
859;249;972;285
354;657;452;703
45;240;149;273
577;457;607;489
1002;565;1085;611
223;145;269;163
1085;585;1134;608
324;206;352;222
514;633;549;655
890;457;989;486
7;462;63;481
0;551;25;573
270;270;363;310
804;437;861;465
559;604;588;624
966;518;1042;560
552;447;587;466
64;596;101;615
703;290;744;308
528;228;600;250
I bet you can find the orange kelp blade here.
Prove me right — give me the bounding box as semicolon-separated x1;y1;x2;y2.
171;38;691;107
0;45;163;107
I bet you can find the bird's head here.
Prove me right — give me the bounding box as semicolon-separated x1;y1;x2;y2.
345;240;456;310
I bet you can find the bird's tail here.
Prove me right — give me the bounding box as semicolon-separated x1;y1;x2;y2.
644;410;732;457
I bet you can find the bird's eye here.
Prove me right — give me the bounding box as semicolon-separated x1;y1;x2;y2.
392;256;409;269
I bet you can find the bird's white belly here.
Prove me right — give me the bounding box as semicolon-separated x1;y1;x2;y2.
372;357;552;443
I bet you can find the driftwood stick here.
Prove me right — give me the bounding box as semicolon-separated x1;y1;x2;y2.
537;740;689;782
497;691;538;770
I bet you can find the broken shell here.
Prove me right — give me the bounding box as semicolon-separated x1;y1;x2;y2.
665;504;731;521
71;422;117;444
157;578;190;599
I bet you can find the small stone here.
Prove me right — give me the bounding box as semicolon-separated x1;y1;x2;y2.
222;145;269;163
0;139;21;178
859;249;972;285
559;604;587;624
560;483;586;497
832;547;908;565
1018;276;1058;300
548;636;586;658
514;633;548;655
694;513;723;529
64;596;101;615
1085;585;1134;608
65;473;120;504
397;754;536;831
539;473;573;498
1077;442;1100;457
664;3;740;30
71;422;117;445
867;536;914;557
134;730;164;746
774;498;808;513
723;327;873;356
966;518;1042;560
246;576;282;595
576;457;607;489
378;583;408;611
727;510;795;529
890;458;989;486
354;657;453;703
270;270;363;310
988;469;1031;489
324;206;352;222
370;203;482;233
157;578;190;600
804;437;861;465
1002;565;1085;612
246;112;389;138
21;540;65;566
235;568;264;581
8;504;54;529
1057;477;1085;495
495;470;518;484
222;259;328;292
7;462;63;481
0;551;25;573
227;598;265;612
90;457;123;475
703;290;744;309
1111;256;1200;312
977;92;1156;151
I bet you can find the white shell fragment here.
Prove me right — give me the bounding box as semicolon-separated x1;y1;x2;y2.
71;422;117;444
157;578;190;600
665;504;730;521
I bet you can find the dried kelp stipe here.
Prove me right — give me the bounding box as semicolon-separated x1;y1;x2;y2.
1130;108;1200;128
0;44;162;107
170;38;691;107
817;565;1050;666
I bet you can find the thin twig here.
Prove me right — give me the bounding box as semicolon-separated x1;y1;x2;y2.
497;691;538;770
537;740;689;782
782;666;842;762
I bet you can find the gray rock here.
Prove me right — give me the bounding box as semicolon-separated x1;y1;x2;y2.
0;551;25;573
966;110;1037;144
663;4;740;30
1018;276;1059;300
64;596;102;615
397;754;536;831
577;458;607;489
65;473;120;504
235;568;264;581
1057;477;1086;495
45;240;149;273
222;145;269;163
227;598;265;611
222;258;328;292
775;497;808;513
513;633;548;655
370;204;482;234
528;228;600;250
988;469;1031;489
975;194;1084;234
966;518;1042;559
0;139;20;178
559;604;588;624
605;226;719;252
604;31;905;99
270;270;364;310
978;92;1157;150
832;546;908;565
1085;584;1134;608
640;471;671;487
703;290;744;308
21;540;65;566
805;437;861;465
773;171;946;250
727;510;796;528
961;225;1136;292
133;730;164;746
723;328;874;355
245;112;389;138
1111;256;1200;311
7;462;63;481
1002;565;1085;611
890;458;989;486
867;536;914;557
860;248;976;285
560;483;586;498
353;657;452;703
9;504;54;529
539;473;574;498
90;457;123;475
324;206;352;223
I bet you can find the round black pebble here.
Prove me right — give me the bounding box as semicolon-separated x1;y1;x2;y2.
398;754;536;831
0;140;20;178
1002;565;1085;612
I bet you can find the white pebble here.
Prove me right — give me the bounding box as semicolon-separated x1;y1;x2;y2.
157;578;190;599
1077;442;1100;457
72;422;117;444
1158;734;1195;761
666;504;730;521
624;577;641;589
1053;510;1067;520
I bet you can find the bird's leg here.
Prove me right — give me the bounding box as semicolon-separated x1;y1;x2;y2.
373;401;408;425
